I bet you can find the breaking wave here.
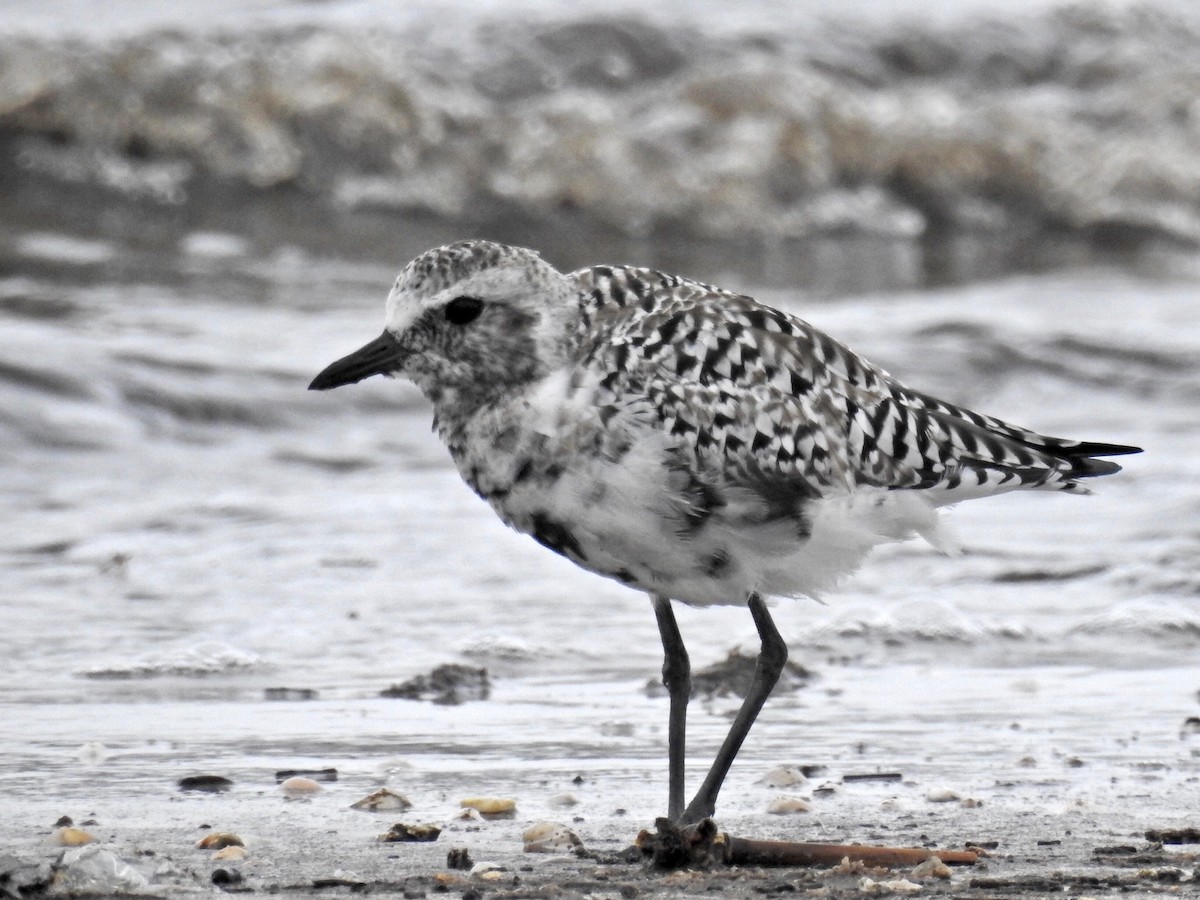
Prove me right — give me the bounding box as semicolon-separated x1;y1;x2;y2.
3;3;1200;246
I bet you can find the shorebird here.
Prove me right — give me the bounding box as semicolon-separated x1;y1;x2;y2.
309;240;1140;824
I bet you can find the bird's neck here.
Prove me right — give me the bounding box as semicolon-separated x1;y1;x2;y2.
426;367;542;460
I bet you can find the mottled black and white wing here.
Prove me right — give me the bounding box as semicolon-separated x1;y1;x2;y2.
571;265;1138;508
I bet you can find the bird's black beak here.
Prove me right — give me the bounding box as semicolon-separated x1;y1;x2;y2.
308;330;405;391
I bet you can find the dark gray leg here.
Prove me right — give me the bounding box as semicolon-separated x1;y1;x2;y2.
681;592;787;824
652;594;691;822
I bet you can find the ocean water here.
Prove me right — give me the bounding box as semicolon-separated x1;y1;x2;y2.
1;0;1199;890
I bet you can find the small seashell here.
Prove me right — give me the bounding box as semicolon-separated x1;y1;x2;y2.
960;797;983;808
833;857;866;875
196;832;244;850
275;768;337;783
459;797;516;818
54;827;95;846
280;776;322;795
925;788;961;803
453;807;484;821
547;792;579;808
909;856;952;880
212;846;247;861
522;822;583;853
759;765;807;788
880;798;903;811
470;862;505;880
350;788;412;812
766;796;811;815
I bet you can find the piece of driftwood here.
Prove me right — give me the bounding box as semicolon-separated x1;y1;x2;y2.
636;818;979;870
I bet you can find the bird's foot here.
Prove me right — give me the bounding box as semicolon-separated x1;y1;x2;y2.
634;817;726;870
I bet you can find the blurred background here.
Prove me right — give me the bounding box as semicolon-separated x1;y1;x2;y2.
9;0;1200;287
1;0;1198;876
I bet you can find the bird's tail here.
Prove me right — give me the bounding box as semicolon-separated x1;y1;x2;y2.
890;384;1142;498
1034;439;1142;479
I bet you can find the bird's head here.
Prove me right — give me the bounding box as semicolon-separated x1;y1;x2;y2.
309;241;579;409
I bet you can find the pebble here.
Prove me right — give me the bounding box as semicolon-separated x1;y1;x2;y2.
54;827;95;847
196;832;244;850
381;664;490;705
280;776;323;795
460;797;516;818
861;876;922;894
212;846;247;861
211;868;242;886
766;796;811;815
350;788;412;812
759;765;807;788
547;792;579;808
1146;827;1200;844
925;788;962;803
78;742;109;765
522;822;583;853
178;775;233;793
380;823;442;843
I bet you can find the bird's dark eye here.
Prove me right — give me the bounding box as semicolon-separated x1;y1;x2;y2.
444;296;485;326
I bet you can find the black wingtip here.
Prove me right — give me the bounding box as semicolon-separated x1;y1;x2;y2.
1066;440;1142;479
1071;440;1143;458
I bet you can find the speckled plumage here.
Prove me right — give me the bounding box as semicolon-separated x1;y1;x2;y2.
310;239;1139;823
312;240;1137;607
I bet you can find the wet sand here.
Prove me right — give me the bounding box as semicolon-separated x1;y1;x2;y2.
5;657;1198;898
6;794;1197;898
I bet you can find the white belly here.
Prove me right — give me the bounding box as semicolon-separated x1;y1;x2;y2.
485;427;951;606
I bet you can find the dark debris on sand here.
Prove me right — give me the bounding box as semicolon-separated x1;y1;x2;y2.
380;663;490;705
5;830;1198;899
645;649;813;700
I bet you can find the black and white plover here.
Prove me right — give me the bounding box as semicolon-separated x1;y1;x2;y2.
309;239;1140;824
